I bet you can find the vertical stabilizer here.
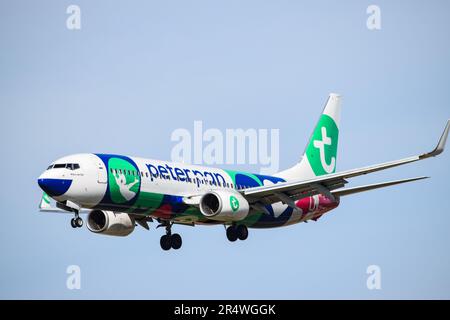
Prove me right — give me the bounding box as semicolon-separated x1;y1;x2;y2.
277;93;342;181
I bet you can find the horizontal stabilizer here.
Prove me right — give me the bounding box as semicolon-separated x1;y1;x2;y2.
39;192;88;213
331;176;429;197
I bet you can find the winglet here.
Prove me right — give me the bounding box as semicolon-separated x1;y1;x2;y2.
420;119;450;159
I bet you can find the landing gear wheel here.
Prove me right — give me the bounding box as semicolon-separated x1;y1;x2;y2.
236;225;248;241
70;218;77;228
226;226;238;242
171;233;182;250
160;234;172;251
75;217;83;228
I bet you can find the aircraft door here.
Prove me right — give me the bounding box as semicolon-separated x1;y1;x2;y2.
96;160;107;184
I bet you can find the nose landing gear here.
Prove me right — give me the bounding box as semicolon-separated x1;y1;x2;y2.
158;222;182;251
70;211;83;228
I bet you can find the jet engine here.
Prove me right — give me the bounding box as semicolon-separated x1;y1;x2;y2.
86;210;135;236
199;190;249;222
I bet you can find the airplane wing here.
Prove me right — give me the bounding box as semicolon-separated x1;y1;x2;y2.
242;120;449;208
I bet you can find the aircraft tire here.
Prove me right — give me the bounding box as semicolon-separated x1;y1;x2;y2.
236;225;248;241
160;235;172;251
226;226;238;242
75;217;83;228
171;234;182;250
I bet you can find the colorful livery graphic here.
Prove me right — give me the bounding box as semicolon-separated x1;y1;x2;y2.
37;94;449;251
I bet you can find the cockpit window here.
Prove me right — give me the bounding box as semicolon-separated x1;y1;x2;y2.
66;163;80;170
49;163;80;170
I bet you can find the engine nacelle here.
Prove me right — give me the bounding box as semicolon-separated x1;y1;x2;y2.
199;190;249;222
86;210;135;237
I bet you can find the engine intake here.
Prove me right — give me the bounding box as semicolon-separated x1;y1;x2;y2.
199;190;249;222
86;210;135;237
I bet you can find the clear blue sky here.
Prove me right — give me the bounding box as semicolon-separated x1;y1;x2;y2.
1;0;449;299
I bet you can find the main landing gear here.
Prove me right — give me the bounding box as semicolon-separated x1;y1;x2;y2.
70;211;83;228
226;224;248;242
159;222;182;251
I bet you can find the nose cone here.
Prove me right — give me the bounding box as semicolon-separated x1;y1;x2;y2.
38;177;72;197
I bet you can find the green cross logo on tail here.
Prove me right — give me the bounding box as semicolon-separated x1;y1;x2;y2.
230;196;240;212
306;114;339;176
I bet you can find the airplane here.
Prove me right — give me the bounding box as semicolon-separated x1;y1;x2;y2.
37;94;449;251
